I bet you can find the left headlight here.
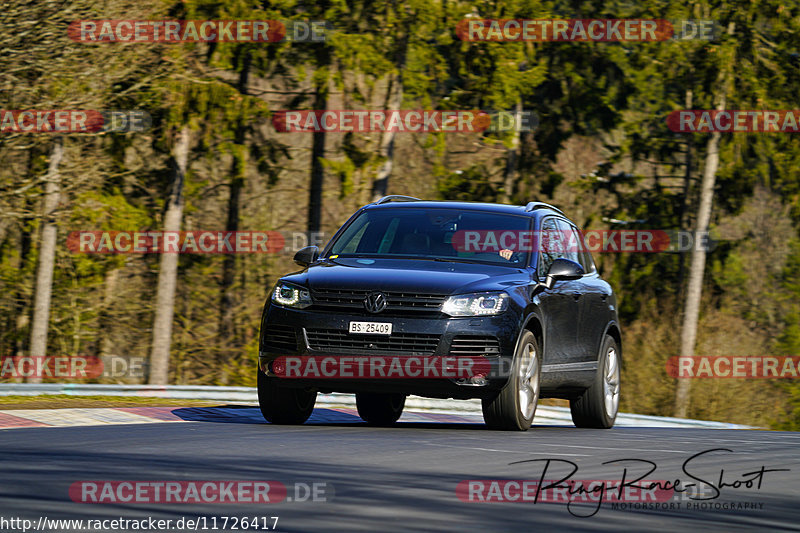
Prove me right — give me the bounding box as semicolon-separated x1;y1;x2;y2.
272;282;312;309
442;291;509;316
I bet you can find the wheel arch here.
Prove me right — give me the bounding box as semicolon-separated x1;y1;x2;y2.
496;312;545;390
602;322;623;365
520;312;545;362
522;314;544;349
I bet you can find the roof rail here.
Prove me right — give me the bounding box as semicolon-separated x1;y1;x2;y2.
524;201;565;215
374;195;421;205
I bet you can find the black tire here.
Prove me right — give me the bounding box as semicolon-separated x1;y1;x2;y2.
570;335;620;429
355;392;405;426
482;330;541;431
257;368;316;424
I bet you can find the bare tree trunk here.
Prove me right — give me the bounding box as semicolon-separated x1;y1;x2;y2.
148;127;191;385
673;22;734;418
217;161;242;384
371;73;403;202
218;54;250;384
371;31;408;203
27;138;64;383
0;219;8;254
307;86;327;233
98;267;119;359
501;100;523;204
677;89;694;300
14;218;32;361
673;95;725;418
9;153;36;363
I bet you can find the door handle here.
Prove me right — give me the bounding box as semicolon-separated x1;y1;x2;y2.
573;293;581;301
600;294;608;301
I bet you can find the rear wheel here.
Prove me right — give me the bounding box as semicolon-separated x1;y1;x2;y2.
482;331;541;431
570;335;620;428
257;368;316;424
355;392;405;426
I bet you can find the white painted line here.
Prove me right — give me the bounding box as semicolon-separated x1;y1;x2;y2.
413;441;592;456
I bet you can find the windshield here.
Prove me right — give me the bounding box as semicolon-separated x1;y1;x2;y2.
326;207;531;265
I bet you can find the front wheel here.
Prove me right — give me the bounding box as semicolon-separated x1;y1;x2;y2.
257;368;316;424
482;331;541;431
355;392;405;426
570;335;620;428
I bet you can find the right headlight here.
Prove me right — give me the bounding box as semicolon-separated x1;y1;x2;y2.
271;281;312;309
442;291;509;316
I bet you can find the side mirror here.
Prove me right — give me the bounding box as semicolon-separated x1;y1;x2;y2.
294;246;319;267
542;258;584;289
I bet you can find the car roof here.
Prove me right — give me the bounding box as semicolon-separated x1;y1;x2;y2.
363;198;566;218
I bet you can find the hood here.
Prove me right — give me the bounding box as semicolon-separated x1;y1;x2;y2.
281;257;527;295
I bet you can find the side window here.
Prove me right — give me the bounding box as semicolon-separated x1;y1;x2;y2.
538;217;564;276
571;224;596;274
580;243;597;274
563;221;596;274
555;219;581;265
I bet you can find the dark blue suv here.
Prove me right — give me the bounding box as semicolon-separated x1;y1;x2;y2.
258;197;621;431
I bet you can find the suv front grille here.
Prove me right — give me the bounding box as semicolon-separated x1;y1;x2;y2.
262;324;298;352
310;289;446;314
305;328;440;355
449;335;501;356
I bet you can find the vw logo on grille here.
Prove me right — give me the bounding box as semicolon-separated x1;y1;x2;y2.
364;292;388;313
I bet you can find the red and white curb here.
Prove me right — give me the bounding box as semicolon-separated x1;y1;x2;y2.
0;385;757;429
0;406;485;430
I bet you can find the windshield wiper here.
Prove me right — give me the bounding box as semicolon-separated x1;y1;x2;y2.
431;256;477;263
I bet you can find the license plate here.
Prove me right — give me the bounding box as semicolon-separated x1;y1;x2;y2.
349;321;392;335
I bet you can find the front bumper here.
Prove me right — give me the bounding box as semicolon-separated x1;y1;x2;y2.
258;304;520;399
